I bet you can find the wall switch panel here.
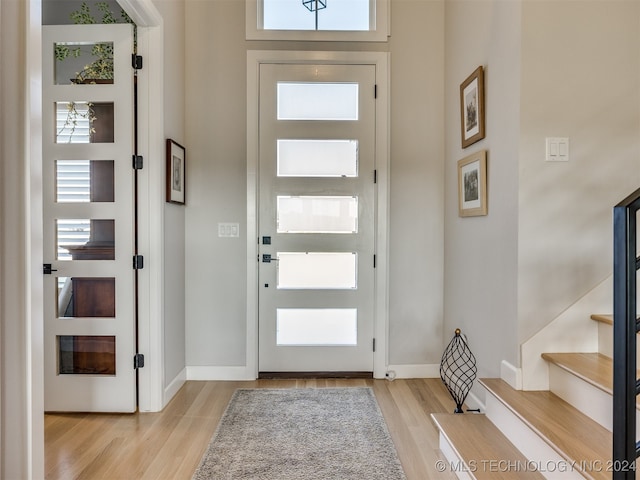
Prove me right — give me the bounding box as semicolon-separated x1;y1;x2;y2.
546;137;569;162
218;222;239;238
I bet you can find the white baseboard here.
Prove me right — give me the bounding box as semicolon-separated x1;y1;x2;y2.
185;364;439;381
186;365;256;381
386;364;440;379
163;367;186;407
500;360;522;390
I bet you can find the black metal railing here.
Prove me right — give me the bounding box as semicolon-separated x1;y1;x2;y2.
613;187;640;479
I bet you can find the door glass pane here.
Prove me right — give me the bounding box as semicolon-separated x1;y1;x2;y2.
55;101;114;144
277;83;358;121
54;42;114;85
263;0;369;32
56;160;114;203
276;308;357;345
277;252;357;289
58;335;116;375
56;277;115;318
56;219;114;260
277;196;358;233
277;139;358;177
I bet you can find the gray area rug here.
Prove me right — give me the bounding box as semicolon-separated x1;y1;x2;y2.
192;387;407;480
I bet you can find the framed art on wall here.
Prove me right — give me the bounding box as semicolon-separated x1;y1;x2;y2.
460;66;485;148
166;139;186;205
457;150;487;217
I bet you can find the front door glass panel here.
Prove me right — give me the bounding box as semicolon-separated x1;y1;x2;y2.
277;252;357;289
277;196;358;233
276;308;358;346
277;139;358;177
277;82;359;120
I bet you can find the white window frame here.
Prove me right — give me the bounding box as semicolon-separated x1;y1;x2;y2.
246;0;390;42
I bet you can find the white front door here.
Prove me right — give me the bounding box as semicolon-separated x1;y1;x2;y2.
258;63;377;373
42;24;136;412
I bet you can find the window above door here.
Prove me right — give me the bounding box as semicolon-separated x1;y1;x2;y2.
246;0;389;42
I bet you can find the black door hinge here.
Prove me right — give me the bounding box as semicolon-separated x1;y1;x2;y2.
373;254;376;268
133;255;144;269
132;54;143;70
132;155;143;170
373;338;376;352
374;169;377;184
134;353;145;369
374;84;377;99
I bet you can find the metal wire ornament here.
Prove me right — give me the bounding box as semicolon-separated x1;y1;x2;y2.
440;328;478;413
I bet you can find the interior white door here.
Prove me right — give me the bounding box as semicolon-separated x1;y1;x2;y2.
258;63;377;373
42;24;136;412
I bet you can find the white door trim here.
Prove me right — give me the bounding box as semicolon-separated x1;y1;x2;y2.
246;50;390;379
120;1;166;412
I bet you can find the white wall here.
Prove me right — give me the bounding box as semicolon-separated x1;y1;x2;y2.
388;0;445;365
185;0;248;367
518;0;640;343
184;0;447;372
444;0;640;389
153;0;187;396
444;0;521;383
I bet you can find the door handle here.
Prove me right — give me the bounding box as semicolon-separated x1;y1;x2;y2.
43;263;58;275
262;254;279;263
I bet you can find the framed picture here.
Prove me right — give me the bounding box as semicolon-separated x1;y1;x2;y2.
166;139;186;205
457;150;487;217
460;66;485;148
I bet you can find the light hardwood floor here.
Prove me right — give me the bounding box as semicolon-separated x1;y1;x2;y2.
45;378;459;479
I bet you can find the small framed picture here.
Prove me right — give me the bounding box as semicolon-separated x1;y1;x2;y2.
166;139;186;205
460;66;485;148
457;150;488;217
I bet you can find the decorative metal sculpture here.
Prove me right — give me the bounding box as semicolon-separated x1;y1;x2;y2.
440;328;477;413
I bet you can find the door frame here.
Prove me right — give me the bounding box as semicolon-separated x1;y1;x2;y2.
246;50;390;379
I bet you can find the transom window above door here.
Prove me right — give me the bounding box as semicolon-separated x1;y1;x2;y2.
246;0;389;41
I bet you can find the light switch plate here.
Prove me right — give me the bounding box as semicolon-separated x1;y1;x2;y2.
218;222;239;238
546;137;569;162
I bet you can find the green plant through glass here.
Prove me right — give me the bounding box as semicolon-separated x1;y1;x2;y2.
54;2;134;83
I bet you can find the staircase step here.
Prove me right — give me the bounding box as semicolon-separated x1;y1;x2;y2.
541;352;640;436
541;352;613;395
431;413;545;479
590;314;612;325
590;314;640;368
480;378;612;480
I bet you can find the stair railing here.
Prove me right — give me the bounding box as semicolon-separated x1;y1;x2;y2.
613;187;640;478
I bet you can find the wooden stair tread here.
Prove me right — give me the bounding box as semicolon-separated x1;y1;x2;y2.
542;352;640;408
542;352;614;395
480;378;612;480
431;413;545;479
590;314;613;325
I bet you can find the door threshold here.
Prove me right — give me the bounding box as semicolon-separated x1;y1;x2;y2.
258;371;373;379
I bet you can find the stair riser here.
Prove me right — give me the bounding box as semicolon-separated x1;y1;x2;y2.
597;322;640;369
548;363;640;440
484;394;585;480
